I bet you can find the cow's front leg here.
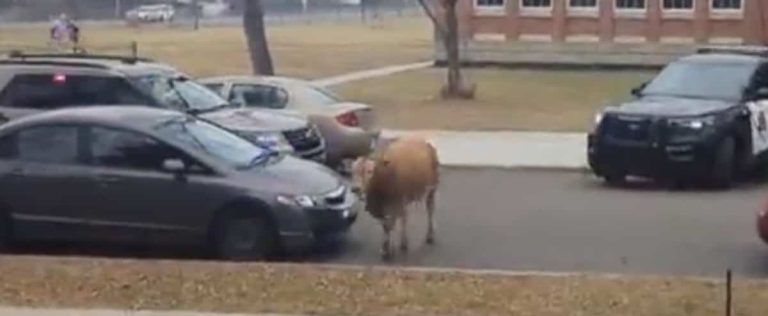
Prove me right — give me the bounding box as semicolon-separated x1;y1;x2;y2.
380;215;395;261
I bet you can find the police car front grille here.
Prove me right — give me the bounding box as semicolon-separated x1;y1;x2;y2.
603;116;656;143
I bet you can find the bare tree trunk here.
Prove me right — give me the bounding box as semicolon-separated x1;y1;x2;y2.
243;0;274;75
442;0;462;98
417;0;474;99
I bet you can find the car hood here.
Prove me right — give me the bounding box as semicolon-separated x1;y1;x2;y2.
243;156;341;196
199;108;307;132
611;96;736;117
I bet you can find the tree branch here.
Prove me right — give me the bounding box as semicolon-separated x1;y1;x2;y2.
416;0;447;39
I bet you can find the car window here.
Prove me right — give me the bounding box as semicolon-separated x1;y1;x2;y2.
0;74;155;110
230;84;288;109
154;116;269;169
203;83;225;96
0;135;16;159
129;75;229;113
89;126;191;172
17;125;79;164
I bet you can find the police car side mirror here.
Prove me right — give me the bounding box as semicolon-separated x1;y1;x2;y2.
756;87;768;100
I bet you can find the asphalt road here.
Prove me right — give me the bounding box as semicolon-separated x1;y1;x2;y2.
311;168;768;278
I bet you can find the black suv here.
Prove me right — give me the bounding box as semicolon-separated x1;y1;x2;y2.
0;52;326;162
589;46;768;188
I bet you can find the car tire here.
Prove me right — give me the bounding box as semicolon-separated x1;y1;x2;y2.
212;211;277;261
710;137;736;189
0;208;13;251
603;172;626;186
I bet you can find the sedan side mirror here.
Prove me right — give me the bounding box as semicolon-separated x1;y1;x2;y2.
162;158;186;173
631;82;648;97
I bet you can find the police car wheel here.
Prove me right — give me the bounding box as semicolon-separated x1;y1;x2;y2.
710;137;736;189
603;173;626;186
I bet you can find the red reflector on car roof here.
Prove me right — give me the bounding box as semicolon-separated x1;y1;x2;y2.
52;74;67;84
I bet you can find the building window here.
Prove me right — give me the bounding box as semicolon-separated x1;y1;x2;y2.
615;0;646;9
569;0;597;7
663;0;694;10
476;0;505;7
712;0;742;10
474;0;505;15
521;0;552;7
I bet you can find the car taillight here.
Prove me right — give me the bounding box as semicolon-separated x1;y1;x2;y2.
336;112;359;127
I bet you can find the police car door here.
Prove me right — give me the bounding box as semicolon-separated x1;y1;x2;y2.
748;63;768;156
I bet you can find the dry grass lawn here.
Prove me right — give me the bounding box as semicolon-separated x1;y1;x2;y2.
0;256;767;316
0;19;433;79
335;67;655;131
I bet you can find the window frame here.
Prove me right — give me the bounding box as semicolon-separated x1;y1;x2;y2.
614;0;647;19
84;124;214;175
473;0;506;16
710;0;744;19
229;84;290;110
520;0;553;17
12;124;85;166
0;73;157;111
567;0;599;17
662;0;695;19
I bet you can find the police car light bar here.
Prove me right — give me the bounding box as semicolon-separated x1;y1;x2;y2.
696;45;768;57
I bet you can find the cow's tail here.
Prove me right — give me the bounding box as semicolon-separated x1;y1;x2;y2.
428;142;440;187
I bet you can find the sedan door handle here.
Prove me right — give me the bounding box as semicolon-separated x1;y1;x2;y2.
95;174;121;184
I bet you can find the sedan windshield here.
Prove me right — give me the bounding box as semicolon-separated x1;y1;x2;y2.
642;60;757;101
130;75;230;113
154;117;269;169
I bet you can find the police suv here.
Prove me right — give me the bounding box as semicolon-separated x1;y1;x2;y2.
588;46;768;188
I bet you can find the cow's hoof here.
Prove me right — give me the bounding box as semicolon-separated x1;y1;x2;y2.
381;251;393;262
426;235;436;245
399;243;409;253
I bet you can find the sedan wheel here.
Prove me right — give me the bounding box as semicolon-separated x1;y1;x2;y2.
214;214;277;261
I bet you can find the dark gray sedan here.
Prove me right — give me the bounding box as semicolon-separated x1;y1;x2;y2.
0;106;359;260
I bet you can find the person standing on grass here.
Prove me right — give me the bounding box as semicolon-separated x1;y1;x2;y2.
49;13;80;51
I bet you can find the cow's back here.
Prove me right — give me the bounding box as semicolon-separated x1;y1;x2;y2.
381;137;439;202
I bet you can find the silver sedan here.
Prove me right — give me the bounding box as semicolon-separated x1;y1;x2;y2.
199;76;380;170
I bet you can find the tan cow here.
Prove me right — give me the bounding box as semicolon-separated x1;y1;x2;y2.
351;136;439;261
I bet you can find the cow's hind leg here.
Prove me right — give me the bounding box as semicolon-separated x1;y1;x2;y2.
399;211;409;253
380;215;396;261
425;188;437;245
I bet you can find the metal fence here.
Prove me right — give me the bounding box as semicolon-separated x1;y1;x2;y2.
0;0;421;24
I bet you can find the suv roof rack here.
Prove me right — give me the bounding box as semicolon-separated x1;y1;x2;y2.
4;50;153;64
696;45;768;57
0;59;111;69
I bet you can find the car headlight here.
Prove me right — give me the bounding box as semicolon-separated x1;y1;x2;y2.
669;116;715;130
594;112;604;125
277;194;316;208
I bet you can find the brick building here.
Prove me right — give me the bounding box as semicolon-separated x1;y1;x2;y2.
442;0;768;67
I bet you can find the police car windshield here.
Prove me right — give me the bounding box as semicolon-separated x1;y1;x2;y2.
642;60;756;101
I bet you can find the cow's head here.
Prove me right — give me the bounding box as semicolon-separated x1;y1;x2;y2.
350;156;375;200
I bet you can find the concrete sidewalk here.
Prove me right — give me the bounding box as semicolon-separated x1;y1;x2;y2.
381;130;588;170
0;307;299;316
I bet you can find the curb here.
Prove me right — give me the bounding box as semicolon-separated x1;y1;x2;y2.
0;307;303;316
